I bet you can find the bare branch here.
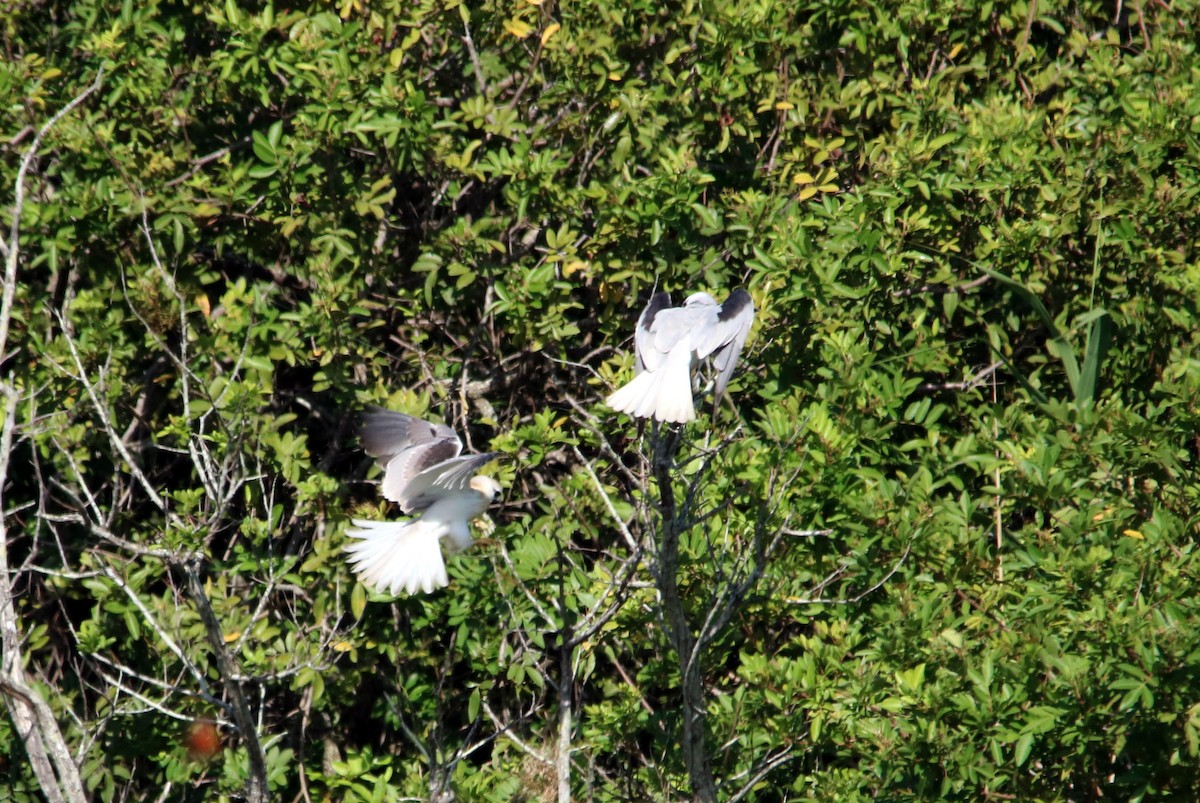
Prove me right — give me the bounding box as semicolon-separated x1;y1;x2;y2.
781;527;834;537
88;650;227;716
0;70;104;803
572;445;639;553
723;748;795;803
51;310;175;518
649;424;719;803
919;360;1004;393
784;542;913;606
484;701;552;765
0;69;103;278
99;562;218;700
164;135;252;187
182;560;270;803
461;22;488;96
890;273;989;299
95;668;225;726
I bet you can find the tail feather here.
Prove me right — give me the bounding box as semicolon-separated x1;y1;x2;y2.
344;518;449;595
606;369;662;418
606;345;695;423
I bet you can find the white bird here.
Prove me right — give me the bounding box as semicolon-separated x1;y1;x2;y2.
344;408;502;595
606;288;755;423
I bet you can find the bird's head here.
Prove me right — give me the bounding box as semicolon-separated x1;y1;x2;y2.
683;292;718;308
469;475;503;500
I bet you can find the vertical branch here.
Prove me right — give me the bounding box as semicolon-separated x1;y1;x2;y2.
425;630;482;803
0;69;104;329
0;70;103;803
0;387;88;803
555;541;574;803
646;425;793;801
650;426;717;803
992;369;1003;582
182;560;269;803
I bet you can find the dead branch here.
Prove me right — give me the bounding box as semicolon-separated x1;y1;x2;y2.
183;560;269;803
0;69;104;803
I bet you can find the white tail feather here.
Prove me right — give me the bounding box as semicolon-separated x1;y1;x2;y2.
606;344;695;423
343;518;449;595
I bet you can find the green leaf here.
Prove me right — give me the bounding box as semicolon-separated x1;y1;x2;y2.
1077;310;1113;404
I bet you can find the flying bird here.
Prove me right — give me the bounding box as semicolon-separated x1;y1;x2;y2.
606;288;755;423
344;408;502;595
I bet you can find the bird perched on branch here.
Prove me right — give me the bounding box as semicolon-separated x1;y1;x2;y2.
344;408;502;595
606;288;755;423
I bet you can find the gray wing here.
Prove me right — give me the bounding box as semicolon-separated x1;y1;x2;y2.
379;438;464;509
360;407;459;462
361;407;471;511
648;304;709;361
702;289;755;402
399;452;502;513
634;293;672;373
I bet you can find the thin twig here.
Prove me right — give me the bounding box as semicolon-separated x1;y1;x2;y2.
572;445;639;553
919;360;1004;392
484;701;552;764
784;542;913;606
164;136;252;187
891;273;989;299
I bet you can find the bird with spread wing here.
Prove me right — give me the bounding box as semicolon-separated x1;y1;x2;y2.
344;408;502;595
606;288;755;423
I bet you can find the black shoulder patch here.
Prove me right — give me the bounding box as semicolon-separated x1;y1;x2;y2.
718;288;752;322
641;292;673;329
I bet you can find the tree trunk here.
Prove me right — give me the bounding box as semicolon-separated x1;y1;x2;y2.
653;429;718;803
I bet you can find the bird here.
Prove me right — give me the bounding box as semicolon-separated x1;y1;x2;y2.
606;288;755;423
344;407;502;595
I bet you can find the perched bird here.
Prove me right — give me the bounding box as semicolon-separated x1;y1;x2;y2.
344;408;502;595
607;288;755;423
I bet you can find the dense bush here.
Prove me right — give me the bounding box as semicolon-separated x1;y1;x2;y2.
1;0;1197;800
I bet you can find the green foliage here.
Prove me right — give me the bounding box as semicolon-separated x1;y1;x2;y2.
1;0;1198;799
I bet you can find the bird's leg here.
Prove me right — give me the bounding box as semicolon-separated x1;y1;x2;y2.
472;515;499;549
710;388;729;422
